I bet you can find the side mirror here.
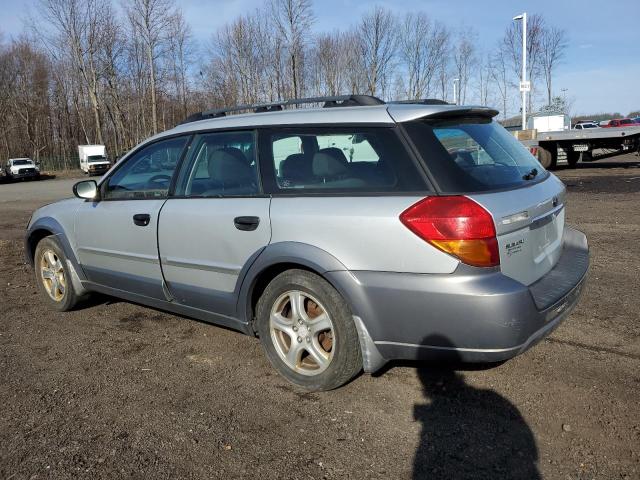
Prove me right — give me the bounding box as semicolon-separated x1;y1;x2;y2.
73;180;99;200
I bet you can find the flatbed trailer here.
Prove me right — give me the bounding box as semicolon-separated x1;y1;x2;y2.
520;125;640;168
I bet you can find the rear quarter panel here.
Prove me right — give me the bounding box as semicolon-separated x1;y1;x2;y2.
269;196;460;273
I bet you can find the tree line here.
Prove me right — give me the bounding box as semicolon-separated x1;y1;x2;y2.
0;0;569;169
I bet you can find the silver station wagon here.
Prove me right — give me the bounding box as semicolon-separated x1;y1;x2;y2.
25;95;589;391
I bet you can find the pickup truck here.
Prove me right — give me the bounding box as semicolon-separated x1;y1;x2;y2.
3;158;40;181
602;118;636;128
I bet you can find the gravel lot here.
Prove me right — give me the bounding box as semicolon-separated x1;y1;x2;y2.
1;155;639;479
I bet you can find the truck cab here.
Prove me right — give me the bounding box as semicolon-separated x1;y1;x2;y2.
4;158;40;181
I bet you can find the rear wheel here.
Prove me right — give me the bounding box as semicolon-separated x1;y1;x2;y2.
537;145;556;169
255;269;362;391
34;236;82;311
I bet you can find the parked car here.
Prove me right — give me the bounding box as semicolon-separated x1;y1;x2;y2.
573;122;600;130
602;118;637;128
633;117;640;125
4;158;40;181
25;95;589;391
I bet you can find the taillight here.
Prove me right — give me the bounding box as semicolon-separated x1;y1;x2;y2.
400;196;500;267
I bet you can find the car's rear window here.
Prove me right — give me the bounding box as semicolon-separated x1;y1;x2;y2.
403;118;547;193
263;127;428;193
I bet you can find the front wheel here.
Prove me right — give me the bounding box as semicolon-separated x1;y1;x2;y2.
255;269;362;391
34;236;83;311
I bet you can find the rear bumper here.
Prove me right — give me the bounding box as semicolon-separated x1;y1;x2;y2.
328;226;589;372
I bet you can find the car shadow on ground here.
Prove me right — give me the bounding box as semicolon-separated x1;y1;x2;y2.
405;335;541;480
0;174;57;184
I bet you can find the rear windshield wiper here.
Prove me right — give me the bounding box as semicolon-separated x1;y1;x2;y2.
522;168;538;180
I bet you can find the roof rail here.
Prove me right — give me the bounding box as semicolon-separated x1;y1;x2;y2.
179;95;384;125
389;99;450;105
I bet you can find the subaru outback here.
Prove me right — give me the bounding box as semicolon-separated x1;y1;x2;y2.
25;95;589;391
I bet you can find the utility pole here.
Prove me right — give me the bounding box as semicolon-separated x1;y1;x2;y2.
452;78;460;105
513;12;528;130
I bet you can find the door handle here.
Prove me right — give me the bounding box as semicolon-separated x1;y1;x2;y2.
133;213;151;226
234;216;260;231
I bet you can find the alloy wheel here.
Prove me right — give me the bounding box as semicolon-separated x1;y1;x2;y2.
269;290;335;376
40;249;66;302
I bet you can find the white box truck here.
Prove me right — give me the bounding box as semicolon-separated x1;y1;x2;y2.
78;145;110;175
527;114;570;133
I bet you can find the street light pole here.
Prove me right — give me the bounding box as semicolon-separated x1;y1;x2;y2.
452;78;460;105
514;12;527;130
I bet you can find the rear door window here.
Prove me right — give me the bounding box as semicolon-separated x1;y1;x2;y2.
174;131;259;197
262;127;427;193
403;118;548;193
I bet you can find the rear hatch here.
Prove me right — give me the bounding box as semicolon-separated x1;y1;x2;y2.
470;176;565;285
402;113;566;285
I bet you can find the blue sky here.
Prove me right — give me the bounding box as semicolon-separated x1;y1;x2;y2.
2;0;639;115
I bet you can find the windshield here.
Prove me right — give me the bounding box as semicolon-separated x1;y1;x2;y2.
13;159;33;166
404;118;547;193
88;155;107;163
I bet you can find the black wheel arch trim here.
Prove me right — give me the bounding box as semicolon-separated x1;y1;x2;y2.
25;217;84;279
235;241;351;326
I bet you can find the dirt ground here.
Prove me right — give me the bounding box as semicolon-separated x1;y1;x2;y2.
1;155;639;479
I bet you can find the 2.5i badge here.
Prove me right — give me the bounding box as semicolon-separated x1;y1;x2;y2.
505;238;525;256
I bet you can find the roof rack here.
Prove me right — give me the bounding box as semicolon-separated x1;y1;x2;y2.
180;95;384;125
389;99;450;105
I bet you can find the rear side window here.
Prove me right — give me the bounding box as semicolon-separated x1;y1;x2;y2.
263;127;427;193
404;118;547;193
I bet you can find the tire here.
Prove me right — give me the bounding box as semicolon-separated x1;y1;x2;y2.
34;236;82;311
537;145;556;169
255;269;362;391
567;150;580;168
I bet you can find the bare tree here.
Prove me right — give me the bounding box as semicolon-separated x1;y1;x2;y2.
490;44;512;119
540;26;567;105
502;13;545;113
475;52;492;107
358;6;397;98
39;0;113;144
167;10;194;119
5;39;51;159
270;0;314;99
397;13;449;99
209;8;277;106
126;0;177;134
453;30;476;104
311;31;346;96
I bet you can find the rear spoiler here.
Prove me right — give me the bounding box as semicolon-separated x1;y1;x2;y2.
387;104;499;123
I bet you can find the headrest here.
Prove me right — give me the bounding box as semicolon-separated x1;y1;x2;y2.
312;148;349;177
208;148;254;184
281;153;310;179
